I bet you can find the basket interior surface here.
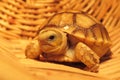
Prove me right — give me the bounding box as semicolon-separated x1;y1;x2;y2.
0;0;120;80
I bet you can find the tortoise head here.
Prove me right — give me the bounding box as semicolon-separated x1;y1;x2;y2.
38;28;68;56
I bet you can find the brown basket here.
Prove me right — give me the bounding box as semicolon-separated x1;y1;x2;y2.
0;0;120;80
0;0;119;39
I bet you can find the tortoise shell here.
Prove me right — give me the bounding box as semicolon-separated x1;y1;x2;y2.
41;11;111;57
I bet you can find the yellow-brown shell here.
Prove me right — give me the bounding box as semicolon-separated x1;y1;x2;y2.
42;12;111;57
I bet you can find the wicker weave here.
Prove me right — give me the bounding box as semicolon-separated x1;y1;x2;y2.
0;0;119;39
0;0;120;80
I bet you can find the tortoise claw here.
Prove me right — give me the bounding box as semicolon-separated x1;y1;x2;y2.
84;64;99;72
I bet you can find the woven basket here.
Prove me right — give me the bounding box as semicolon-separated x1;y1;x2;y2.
0;0;120;80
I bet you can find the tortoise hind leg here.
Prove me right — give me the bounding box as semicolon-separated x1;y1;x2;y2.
75;42;100;72
100;49;112;63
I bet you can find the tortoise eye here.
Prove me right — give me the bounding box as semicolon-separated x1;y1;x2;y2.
48;35;55;40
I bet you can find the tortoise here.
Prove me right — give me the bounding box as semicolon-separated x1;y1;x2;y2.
25;11;111;72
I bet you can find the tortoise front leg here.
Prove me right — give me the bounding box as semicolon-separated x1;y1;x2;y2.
75;42;100;72
25;40;42;59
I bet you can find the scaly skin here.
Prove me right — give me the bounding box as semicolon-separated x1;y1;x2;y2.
75;42;100;72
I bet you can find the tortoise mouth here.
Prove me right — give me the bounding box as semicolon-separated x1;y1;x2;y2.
39;52;64;62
